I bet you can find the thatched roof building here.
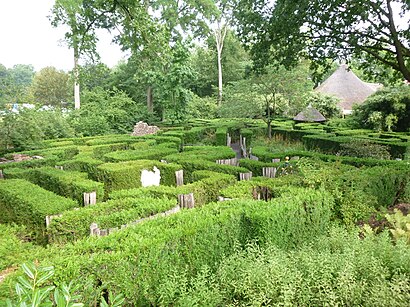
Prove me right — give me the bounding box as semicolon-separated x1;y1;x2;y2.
315;64;382;115
293;105;326;122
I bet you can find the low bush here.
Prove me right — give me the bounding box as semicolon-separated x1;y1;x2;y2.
0;179;77;243
168;227;410;306
94;160;182;196
48;197;176;244
337;140;391;160
35;188;335;305
103;144;178;162
25;167;104;205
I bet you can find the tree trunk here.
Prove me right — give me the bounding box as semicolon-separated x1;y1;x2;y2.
215;23;228;106
147;86;153;113
73;48;80;109
217;48;223;105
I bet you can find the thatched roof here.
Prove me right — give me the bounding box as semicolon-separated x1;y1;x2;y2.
293;106;326;122
315;65;382;113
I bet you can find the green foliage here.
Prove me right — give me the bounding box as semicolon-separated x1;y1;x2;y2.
0;64;35;106
0;109;75;153
352;86;410;132
337;140;391;160
0;225;43;272
30;67;71;107
94;160;181;196
24;167;104;205
6;262;84;307
234;0;410;83
219;80;264;118
386;210;410;244
186;95;218;119
303;91;342;118
68;88;152;136
48;197;176;244
0;179;77;242
169;227;410;306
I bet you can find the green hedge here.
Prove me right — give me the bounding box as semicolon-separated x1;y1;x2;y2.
25;167;104;205
92;143;131;159
0;179;77;243
95;160;182;196
110;170;237;206
272;127;325;142
215;127;228;146
302;134;410;159
59;155;105;181
48;197;176;244
38;188;335;305
183;127;215;144
103;144;178;162
220;175;303;199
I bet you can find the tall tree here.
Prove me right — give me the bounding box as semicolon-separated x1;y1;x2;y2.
234;0;410;82
50;0;109;109
31;67;71;107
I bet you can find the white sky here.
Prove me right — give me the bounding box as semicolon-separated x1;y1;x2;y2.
0;0;126;72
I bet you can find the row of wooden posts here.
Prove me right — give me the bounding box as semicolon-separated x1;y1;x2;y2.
90;205;181;237
90;192;196;237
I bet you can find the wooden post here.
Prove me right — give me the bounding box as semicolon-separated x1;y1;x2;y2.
175;170;184;186
108;227;119;234
218;196;232;201
83;191;97;206
178;193;195;209
227;133;231;147
45;214;63;228
239;172;252;181
262;167;277;178
90;223;100;236
0;169;3;179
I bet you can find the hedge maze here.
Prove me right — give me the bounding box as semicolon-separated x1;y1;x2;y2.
1;118;410;305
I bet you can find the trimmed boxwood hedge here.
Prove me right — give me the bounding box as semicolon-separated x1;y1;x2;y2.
110;170;237;206
39;188;334;305
95;160;182;196
48;197;176;244
103;144;178;162
25;167;104;205
0;179;77;243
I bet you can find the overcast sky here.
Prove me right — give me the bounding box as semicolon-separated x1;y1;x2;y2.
0;0;125;72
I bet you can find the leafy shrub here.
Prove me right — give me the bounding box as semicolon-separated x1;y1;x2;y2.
302;91;342;118
186;95;218;119
0;179;77;242
386;210;410;244
94;160;182;196
337;140;391;160
25;167;105;205
352;85;410;132
168;227;410;306
48;197;176;244
0;225;43;272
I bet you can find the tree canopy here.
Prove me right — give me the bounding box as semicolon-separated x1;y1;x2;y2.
234;0;410;83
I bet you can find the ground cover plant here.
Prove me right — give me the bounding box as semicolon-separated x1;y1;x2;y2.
0;119;409;306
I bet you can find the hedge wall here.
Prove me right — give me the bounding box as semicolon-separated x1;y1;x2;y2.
94;160;182;197
26;167;104;205
0;179;77;243
48;197;176;244
40;188;335;305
